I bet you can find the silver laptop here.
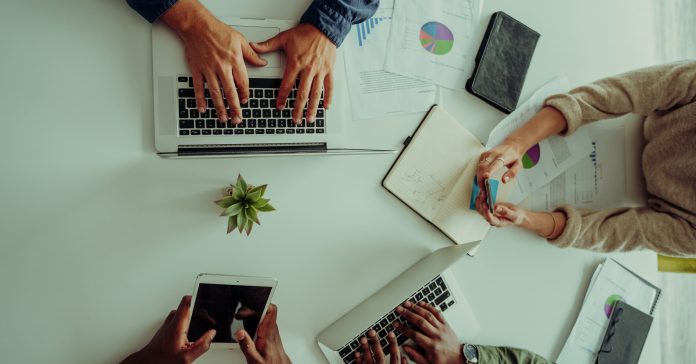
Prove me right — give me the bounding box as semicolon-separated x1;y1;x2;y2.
318;243;481;364
153;17;373;157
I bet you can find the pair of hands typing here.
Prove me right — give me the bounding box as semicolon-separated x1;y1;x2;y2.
355;300;466;364
161;0;334;125
121;297;467;364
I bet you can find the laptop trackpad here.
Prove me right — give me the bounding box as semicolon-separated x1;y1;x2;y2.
233;26;282;69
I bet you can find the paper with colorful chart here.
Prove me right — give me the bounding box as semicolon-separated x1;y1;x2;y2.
384;0;482;89
343;0;436;120
529;124;626;211
485;77;594;203
556;259;660;364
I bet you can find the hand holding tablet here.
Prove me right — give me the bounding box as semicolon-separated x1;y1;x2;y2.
188;274;277;349
119;295;216;364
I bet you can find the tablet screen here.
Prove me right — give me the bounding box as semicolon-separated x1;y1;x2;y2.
188;283;272;343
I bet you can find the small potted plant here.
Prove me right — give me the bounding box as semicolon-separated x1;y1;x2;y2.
215;175;275;236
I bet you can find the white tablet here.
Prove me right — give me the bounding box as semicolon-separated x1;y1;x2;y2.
187;274;277;349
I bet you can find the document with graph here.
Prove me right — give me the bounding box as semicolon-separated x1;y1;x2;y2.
343;0;436;120
486;77;594;202
382;105;514;246
384;0;482;89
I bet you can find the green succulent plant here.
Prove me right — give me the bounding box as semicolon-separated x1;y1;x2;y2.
215;175;275;235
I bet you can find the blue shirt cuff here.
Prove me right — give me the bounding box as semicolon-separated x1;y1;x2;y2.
127;0;179;23
300;1;354;47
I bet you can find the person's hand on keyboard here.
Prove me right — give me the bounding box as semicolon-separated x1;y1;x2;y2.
236;304;293;364
251;23;336;125
355;329;405;364
160;0;268;124
394;301;466;364
120;296;216;364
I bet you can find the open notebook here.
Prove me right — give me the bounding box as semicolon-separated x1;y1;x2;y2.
383;105;513;248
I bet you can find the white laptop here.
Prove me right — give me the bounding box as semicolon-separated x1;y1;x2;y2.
152;17;388;157
318;243;481;364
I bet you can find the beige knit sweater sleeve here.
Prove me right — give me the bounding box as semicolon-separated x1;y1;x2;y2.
541;62;696;255
545;61;696;135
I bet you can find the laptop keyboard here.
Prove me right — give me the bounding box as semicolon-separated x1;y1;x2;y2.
176;76;325;136
337;275;456;364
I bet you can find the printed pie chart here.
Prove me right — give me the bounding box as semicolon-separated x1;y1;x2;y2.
522;143;541;169
420;21;454;55
604;294;623;318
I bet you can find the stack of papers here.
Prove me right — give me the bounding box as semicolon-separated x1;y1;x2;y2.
343;0;482;120
557;259;661;364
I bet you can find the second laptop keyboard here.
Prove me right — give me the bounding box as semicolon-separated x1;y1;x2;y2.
177;76;326;136
337;275;457;364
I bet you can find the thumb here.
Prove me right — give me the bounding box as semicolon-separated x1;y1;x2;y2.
251;33;285;54
184;329;216;362
242;42;268;67
402;345;428;364
503;160;522;183
495;203;524;225
236;330;264;364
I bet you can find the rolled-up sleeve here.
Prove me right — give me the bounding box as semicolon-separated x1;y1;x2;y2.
300;0;379;46
126;0;178;23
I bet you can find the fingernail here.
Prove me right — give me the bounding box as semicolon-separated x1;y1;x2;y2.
210;330;217;339
235;331;245;340
220;115;228;122
233;115;241;124
294;118;300;125
307;116;315;123
404;301;412;308
198;107;205;113
241;98;248;104
393;321;400;328
496;206;502;212
395;306;403;313
503;176;509;183
368;330;376;337
360;337;367;344
418;301;426;306
388;331;395;338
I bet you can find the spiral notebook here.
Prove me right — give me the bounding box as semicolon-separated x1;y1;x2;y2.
382;105;514;249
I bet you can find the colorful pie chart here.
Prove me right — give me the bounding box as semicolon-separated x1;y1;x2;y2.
522;143;541;169
419;22;454;55
604;294;623;318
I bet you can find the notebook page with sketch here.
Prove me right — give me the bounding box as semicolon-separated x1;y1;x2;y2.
382;105;492;246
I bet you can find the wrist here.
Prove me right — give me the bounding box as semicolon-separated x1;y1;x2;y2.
120;347;155;364
160;0;216;40
525;211;555;237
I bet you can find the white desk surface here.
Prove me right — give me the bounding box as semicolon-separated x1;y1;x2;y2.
0;0;662;363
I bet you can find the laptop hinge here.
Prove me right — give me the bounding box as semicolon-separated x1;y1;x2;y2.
178;143;327;156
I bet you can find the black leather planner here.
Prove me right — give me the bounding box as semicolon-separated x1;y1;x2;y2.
596;301;653;364
466;12;540;114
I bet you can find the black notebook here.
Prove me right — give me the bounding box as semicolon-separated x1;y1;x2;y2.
596;301;653;364
466;11;540;114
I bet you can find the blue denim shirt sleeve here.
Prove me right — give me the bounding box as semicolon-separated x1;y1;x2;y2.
300;0;379;47
126;0;178;23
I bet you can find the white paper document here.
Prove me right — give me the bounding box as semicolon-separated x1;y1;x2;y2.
557;259;660;364
343;0;436;120
384;0;481;89
484;77;594;203
529;125;626;210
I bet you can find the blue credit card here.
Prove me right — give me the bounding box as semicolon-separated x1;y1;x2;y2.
469;176;500;211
